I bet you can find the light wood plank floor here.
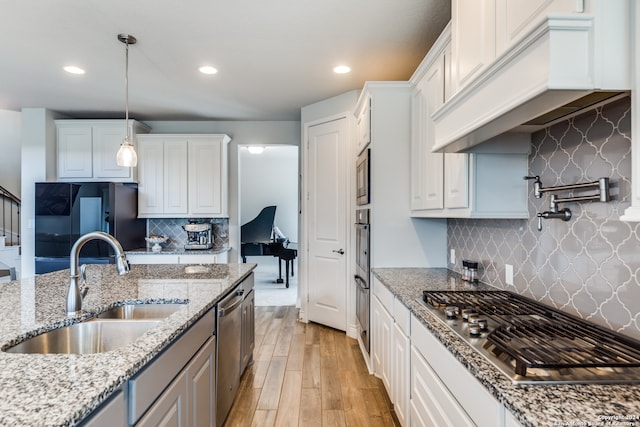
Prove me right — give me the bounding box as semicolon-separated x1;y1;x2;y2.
224;306;399;427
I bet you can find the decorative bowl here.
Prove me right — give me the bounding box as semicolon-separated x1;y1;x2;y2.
145;236;168;252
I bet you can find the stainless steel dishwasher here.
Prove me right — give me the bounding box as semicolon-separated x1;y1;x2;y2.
216;283;244;427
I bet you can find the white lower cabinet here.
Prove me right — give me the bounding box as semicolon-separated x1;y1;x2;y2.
126;252;228;265
372;295;393;393
371;281;526;427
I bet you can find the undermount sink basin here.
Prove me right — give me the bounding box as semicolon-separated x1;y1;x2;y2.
97;303;186;320
5;320;160;354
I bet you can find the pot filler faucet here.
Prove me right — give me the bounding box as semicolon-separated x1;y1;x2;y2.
524;176;611;231
66;231;129;317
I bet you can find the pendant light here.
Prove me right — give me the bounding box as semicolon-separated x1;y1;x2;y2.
116;34;138;167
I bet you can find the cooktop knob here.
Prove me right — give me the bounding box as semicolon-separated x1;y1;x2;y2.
445;306;459;319
462;308;478;322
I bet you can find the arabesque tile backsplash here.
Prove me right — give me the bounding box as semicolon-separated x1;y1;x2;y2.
448;97;640;339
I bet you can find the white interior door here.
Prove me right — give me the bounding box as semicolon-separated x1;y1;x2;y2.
306;117;348;331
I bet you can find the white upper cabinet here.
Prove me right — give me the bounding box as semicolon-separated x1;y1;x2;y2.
451;0;495;93
56;120;150;181
137;134;231;218
355;96;371;155
434;0;631;153
410;23;530;219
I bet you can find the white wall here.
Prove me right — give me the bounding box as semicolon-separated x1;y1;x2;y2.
144;120;300;262
0;110;22;197
20;108;63;278
240;145;298;242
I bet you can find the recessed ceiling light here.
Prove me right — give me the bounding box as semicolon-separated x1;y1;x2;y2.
64;66;85;75
199;66;218;75
333;65;351;74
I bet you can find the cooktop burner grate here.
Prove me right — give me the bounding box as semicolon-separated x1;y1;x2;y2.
423;290;640;378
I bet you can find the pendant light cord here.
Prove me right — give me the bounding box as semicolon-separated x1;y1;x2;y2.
124;40;130;143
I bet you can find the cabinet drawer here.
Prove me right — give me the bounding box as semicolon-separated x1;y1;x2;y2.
411;346;474;427
393;298;410;336
411;314;503;427
126;254;180;264
179;254;216;264
373;277;394;314
128;308;215;425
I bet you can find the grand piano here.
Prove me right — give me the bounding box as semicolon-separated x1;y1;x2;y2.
240;206;297;287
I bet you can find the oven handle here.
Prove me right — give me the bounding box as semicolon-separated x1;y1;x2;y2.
354;275;369;290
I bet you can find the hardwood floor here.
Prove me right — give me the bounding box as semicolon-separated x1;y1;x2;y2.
224;306;399;427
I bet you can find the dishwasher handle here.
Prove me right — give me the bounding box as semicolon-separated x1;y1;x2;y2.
218;294;244;317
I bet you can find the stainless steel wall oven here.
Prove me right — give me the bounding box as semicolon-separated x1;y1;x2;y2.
355;208;370;354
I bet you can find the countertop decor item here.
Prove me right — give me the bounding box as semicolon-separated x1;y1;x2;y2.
144;235;168;252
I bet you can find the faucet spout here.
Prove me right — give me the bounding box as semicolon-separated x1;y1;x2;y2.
67;231;129;317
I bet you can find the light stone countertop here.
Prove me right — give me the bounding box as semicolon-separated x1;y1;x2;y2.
373;268;640;427
0;262;255;426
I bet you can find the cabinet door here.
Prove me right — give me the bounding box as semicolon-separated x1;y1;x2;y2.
93;125;132;180
410;346;474;427
241;289;255;372
423;56;446;210
452;0;496;92
164;140;188;215
356;97;371;154
58;125;93;179
188;336;216;427
372;296;392;394
188;138;226;216
137;370;188;427
392;322;410;427
444;153;469;209
138;139;165;216
81;391;126;427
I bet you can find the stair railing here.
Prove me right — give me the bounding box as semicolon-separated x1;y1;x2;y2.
0;185;20;247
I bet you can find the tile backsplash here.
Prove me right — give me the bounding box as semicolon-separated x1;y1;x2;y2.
448;97;640;339
147;218;229;250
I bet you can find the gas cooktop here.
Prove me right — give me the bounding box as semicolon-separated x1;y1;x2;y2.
418;290;640;385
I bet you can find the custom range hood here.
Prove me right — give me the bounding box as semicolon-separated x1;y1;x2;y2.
432;9;631;153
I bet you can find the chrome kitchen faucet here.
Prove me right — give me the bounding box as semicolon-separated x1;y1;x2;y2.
66;231;129;317
524;176;611;231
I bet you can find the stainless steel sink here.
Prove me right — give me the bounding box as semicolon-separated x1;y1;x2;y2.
5;320;160;354
97;303;186;320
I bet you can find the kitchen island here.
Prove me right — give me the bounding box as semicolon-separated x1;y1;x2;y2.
0;262;255;426
374;268;640;427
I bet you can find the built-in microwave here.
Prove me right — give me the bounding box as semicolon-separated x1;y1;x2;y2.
356;148;370;205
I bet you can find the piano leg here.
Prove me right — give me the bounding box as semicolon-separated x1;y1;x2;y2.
275;258;284;284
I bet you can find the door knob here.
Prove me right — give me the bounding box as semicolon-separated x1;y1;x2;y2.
332;249;345;255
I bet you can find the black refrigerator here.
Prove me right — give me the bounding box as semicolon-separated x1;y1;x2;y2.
35;182;146;274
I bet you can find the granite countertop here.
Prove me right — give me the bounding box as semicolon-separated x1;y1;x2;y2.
126;246;231;255
0;262;255;426
373;268;640;427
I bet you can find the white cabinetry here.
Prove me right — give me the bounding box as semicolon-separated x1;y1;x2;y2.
434;1;630;153
356;82;447;268
372;277;410;426
126;252;228;265
451;0;495;93
411;313;508;427
137;134;230;218
355;96;371;154
410;24;530;219
56;120;150;181
81;391;126;427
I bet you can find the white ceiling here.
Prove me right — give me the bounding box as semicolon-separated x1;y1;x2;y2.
1;0;450;121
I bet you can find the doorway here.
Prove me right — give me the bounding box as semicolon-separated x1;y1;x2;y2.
239;144;299;306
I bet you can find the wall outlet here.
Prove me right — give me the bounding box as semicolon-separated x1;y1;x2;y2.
505;264;514;286
450;249;456;265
